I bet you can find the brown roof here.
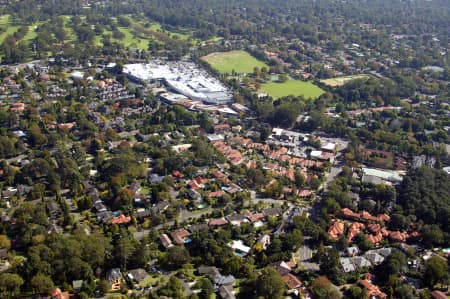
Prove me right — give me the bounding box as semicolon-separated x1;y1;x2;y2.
282;273;302;290
340;208;360;219
347;222;365;242
367;223;382;234
170;229;191;245
297;189;313;197
214;124;231;130
377;214;391;222
209;190;225;198
360;211;379;222
366;233;383;245
431;290;448;299
208;218;229;226
389;231;408;242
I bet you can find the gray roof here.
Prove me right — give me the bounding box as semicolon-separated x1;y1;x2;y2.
346;246;359;256
198;266;220;277
72;280;83;289
226;214;248;222
297;246;315;262
219;285;236;299
340;257;356;273
214;274;235;286
149;173;164;183
362;174;383;184
263;207;282;217
136;210;152;219
351;256;372;268
189;224;209;233
107;268;121;282
364;252;385;265
376;247;392;257
128;268;147;282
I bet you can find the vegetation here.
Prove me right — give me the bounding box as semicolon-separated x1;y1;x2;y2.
397;167;450;242
201;50;269;74
0;0;448;298
320;75;371;87
259;80;325;100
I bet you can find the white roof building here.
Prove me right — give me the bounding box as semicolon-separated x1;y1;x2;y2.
362;168;403;183
123;61;233;104
229;240;251;255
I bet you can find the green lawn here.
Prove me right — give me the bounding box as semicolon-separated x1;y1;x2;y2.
201;50;269;74
22;22;45;42
117;27;149;49
0;15;19;44
260;80;325;99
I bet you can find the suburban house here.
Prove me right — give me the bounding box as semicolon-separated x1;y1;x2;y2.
228;240;251;256
226;214;249;226
127;268;148;284
160;234;173;249
282;273;303;295
170;229;192;245
219;284;236;299
106;268;122;291
256;234;271;250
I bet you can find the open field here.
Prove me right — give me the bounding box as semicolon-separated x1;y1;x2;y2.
320;74;370;87
201;50;269;74
0;15;20;44
0;14;196;51
260;80;325;99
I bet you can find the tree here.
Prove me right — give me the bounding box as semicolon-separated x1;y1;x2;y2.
196;278;214;299
255;267;285;299
375;250;407;284
344;286;368;299
310;276;341;299
282;229;304;250
165;246;191;269
423;256;448;287
30;273;54;295
0;273;24;298
319;248;343;285
396;167;450;234
278;73;288;83
115;236;136;269
159;276;185;299
420;225;444;248
0;235;11;249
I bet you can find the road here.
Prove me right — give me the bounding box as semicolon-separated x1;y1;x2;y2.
249;191;293;207
133;207;213;240
323;156;344;191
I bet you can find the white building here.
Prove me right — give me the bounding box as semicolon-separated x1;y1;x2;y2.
229;240;251;256
123;61;233;105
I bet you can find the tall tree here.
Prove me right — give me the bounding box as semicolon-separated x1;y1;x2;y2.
255;267;285;299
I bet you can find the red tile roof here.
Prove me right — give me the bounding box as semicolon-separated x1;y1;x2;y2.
328;221;345;240
389;231;408;242
110;214;131;225
360;279;387;298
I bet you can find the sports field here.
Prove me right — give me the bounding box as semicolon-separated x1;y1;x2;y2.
260;80;325;99
201;50;269;74
320;74;370;87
